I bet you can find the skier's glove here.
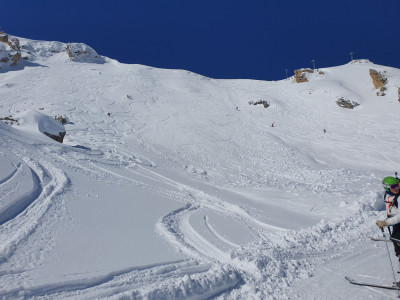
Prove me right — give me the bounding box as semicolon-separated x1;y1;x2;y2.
376;220;389;229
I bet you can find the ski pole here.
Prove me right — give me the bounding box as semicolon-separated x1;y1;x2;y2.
381;228;400;295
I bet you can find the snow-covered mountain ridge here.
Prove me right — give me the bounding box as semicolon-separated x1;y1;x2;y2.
0;33;105;69
1;35;400;299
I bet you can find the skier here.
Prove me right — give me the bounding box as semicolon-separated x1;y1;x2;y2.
376;176;400;270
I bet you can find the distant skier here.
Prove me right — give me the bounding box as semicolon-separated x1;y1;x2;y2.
376;176;400;272
271;122;275;127
323;129;326;134
107;113;111;117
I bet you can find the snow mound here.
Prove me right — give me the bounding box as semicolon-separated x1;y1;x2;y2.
65;43;105;63
13;110;66;142
348;59;373;64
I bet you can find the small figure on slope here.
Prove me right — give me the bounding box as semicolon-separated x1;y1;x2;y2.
376;176;400;271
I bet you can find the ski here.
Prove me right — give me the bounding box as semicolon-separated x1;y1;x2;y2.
370;237;392;242
345;276;400;290
370;236;400;243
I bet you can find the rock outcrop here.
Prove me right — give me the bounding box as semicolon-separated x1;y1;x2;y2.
0;34;8;43
248;100;270;108
350;59;372;64
294;69;313;83
43;131;66;143
65;43;105;63
0;33;22;68
336;97;359;109
0;116;19;125
369;69;387;96
398;87;400;103
1;33;105;70
54;114;69;124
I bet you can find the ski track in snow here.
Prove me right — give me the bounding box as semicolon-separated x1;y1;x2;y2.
204;215;241;249
0;116;244;299
0;122;298;299
1;260;242;300
0;138;70;267
52;145;267;297
0;166;42;225
0;135;244;299
0;163;20;185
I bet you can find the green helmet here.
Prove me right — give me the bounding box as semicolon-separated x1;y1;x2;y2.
382;176;399;192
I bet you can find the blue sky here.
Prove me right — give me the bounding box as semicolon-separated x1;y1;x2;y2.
2;0;400;80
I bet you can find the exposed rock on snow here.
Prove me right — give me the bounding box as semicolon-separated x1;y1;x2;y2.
248;99;270;108
336;97;360;109
43;131;66;143
369;68;387;96
54;114;69;125
0;33;22;68
294;68;313;83
0;116;19;125
350;59;372;64
184;165;208;177
398;87;400;102
0;33;8;43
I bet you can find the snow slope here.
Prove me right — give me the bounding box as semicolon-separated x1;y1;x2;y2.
1;35;400;299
